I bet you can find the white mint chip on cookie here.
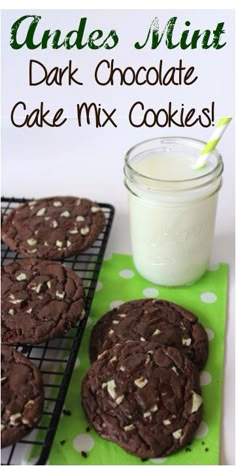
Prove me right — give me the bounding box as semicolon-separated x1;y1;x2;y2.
69;229;78;234
134;377;148;388
53;201;62;207
106;380;117;399
60;211;70;217
16;273;27;281
36;208;46;216
124;424;135;431
27;239;37;246
190;391;203;413
172;429;182;440
9;413;22;426
91;206;101;213
81;226;90;236
55;291;65;299
182;338;192;346
115;395;124;405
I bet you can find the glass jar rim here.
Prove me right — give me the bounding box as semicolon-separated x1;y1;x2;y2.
124;136;223;184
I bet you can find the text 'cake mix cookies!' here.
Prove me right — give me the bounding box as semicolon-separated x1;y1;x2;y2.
1;345;44;448
2;196;105;260
2;259;85;345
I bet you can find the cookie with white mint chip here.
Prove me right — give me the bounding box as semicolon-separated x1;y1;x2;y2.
1;196;105;259
82;341;203;458
89;299;208;370
2;259;85;345
1;345;44;448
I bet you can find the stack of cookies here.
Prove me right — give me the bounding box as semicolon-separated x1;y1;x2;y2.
82;299;208;459
1;196;105;448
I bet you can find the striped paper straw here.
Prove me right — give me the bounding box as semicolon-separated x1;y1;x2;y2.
194;117;232;169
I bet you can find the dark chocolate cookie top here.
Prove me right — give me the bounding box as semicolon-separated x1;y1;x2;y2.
2;259;85;345
1;345;44;448
82;341;202;458
89;299;208;369
2;196;105;259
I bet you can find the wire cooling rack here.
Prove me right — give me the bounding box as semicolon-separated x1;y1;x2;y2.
1;196;115;465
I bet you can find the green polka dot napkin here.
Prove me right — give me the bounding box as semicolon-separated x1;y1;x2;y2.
46;253;228;465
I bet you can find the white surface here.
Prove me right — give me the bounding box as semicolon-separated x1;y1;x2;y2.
1;0;234;9
1;9;235;465
2;0;236;9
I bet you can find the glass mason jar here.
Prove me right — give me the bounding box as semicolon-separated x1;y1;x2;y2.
124;137;223;287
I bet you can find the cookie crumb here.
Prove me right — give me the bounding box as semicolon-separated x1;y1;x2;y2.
62;409;71;416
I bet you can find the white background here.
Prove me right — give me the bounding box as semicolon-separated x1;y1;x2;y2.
1;9;235;465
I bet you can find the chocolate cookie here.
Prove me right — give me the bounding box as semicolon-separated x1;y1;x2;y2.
1;345;44;448
82;341;203;458
2;259;85;345
89;299;208;369
2;196;105;259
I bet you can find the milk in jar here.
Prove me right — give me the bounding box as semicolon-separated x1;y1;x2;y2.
124;137;223;286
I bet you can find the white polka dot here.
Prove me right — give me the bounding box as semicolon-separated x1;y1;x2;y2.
143;288;159;298
150;458;167;464
200;371;212;385
96;281;103;292
194;421;209;438
119;269;134;279
73;433;95;452
205;328;215;341
74;357;80;369
109;300;124;310
86;317;93;327
200;292;217;303
208;263;219;271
